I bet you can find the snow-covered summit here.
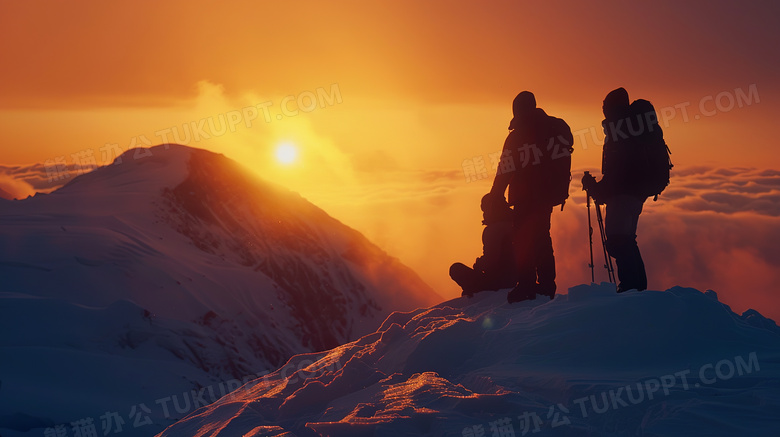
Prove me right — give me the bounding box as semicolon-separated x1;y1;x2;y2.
158;284;780;437
0;144;439;435
2;144;438;346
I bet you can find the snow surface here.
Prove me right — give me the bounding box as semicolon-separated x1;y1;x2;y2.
156;284;780;437
0;145;439;436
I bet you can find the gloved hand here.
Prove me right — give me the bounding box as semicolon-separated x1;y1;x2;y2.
473;256;486;273
581;172;598;192
582;172;601;203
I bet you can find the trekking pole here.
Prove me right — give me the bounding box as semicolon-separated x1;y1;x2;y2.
594;201;616;284
596;204;616;284
586;192;595;283
603;210;616;284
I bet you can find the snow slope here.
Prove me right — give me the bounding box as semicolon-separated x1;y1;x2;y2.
157;284;780;437
0;145;439;435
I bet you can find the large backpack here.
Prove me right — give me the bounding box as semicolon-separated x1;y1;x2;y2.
629;99;673;200
505;111;573;209
538;116;574;209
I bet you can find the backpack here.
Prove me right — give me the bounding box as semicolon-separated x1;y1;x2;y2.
629;99;673;200
538;116;574;209
505;111;573;209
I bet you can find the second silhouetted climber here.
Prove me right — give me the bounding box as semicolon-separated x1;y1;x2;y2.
490;91;574;303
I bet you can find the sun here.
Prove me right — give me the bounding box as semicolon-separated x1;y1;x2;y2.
274;142;299;165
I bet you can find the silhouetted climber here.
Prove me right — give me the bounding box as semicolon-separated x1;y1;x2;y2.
450;193;517;297
582;87;670;292
490;91;574;303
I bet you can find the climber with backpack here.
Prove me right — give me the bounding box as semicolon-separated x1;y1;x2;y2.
490;91;574;303
581;87;672;293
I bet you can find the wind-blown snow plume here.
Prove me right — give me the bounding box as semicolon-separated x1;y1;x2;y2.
0;173;35;199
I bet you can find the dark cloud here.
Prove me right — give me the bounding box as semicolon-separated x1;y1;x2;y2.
758;169;780;177
671;166;713;177
658;188;696;200
753;176;780;187
713;168;746;177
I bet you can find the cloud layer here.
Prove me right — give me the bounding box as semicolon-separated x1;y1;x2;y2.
661;167;780;216
0;163;90;199
2;160;778;323
557;166;780;322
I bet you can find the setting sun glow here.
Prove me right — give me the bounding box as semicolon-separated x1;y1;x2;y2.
274;142;299;165
0;1;778;322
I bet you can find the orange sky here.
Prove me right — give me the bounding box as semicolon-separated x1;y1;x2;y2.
1;1;779;319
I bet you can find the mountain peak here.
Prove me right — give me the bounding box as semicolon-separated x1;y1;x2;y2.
3;142;438;340
54;144;197;198
0;144;440;432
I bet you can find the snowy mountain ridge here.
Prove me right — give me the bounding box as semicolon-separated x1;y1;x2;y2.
0;144;438;435
157;284;780;437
